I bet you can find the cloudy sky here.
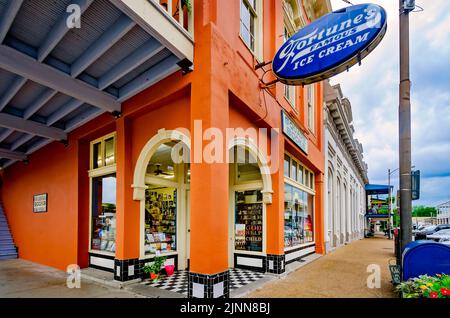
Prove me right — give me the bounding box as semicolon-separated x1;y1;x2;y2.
329;0;450;207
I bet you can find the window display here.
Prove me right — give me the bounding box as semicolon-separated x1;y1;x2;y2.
235;190;263;252
284;184;314;247
91;174;117;252
144;187;177;254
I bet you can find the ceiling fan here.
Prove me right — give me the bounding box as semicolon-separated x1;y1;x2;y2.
153;163;171;176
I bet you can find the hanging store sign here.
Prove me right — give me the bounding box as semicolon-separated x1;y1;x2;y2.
273;4;387;85
281;111;308;154
33;193;48;213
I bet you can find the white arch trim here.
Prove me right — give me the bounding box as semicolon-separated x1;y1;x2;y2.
132;129;191;200
228;137;273;204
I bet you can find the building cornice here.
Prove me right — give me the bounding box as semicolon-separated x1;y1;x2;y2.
302;0;332;21
326;114;366;186
324;81;369;184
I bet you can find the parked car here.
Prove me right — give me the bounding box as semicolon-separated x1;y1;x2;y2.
412;224;426;234
426;229;450;242
439;239;450;246
415;224;450;240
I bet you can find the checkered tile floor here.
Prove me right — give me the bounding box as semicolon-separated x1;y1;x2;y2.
141;268;265;295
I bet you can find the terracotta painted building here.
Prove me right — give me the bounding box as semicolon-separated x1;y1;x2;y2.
0;0;332;297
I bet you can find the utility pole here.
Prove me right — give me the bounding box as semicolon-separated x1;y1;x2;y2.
388;168;392;239
399;0;413;254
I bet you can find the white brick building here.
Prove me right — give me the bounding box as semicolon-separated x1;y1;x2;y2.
436;201;450;224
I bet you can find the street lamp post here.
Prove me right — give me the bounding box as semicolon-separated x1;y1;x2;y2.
387;165;414;240
388;168;393;239
399;0;413;254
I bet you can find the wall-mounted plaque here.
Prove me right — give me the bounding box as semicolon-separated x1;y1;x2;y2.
33;193;48;213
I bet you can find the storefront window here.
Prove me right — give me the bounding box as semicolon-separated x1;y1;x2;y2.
92;142;102;169
91;174;117;252
284;154;290;177
185;163;191;184
104;137;115;166
147;143;177;180
235;190;263;252
285;153;315;189
291;160;297;180
305;171;310;188
144;187;177;255
235;148;261;182
298;165;303;184
90;133;116;169
284;183;314;247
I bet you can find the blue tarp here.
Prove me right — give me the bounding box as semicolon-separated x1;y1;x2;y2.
365;184;393;195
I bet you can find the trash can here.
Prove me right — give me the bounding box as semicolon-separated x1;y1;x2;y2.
402;240;450;281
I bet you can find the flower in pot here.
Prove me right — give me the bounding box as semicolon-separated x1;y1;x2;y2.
143;256;167;282
396;273;450;298
165;264;175;276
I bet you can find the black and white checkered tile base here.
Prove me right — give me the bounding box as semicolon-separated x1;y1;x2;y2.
141;268;265;296
228;268;265;289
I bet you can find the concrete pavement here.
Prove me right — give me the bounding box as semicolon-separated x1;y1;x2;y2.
246;237;398;298
0;237;397;298
0;259;142;298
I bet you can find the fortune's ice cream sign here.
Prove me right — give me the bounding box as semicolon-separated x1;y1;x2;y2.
273;4;387;85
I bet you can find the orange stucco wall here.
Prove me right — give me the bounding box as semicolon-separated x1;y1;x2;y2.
1;141;78;270
0;0;327;273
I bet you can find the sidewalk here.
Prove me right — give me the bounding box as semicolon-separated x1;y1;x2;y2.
0;237;397;298
246;237;398;298
0;259;142;298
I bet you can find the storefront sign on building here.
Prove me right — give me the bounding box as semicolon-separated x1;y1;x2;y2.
33;193;48;213
281;111;308;154
273;3;387;85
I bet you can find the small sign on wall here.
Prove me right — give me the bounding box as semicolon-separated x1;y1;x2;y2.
33;193;48;213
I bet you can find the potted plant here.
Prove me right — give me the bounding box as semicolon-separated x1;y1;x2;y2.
143;256;167;282
396;274;450;298
181;0;192;14
165;263;175;276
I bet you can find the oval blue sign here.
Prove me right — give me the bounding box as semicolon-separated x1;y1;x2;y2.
273;4;387;85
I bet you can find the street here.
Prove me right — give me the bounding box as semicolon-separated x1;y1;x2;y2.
247;236;397;298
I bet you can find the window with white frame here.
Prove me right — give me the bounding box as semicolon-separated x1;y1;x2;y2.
240;0;262;60
284;153;315;248
89;133;117;254
284;153;315;191
284;27;296;109
307;85;315;132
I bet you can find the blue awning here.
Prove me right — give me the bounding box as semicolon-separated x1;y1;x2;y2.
365;184;393;195
365;214;393;218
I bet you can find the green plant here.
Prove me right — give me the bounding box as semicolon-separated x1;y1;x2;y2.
396;274;450;298
181;0;192;13
143;256;167;275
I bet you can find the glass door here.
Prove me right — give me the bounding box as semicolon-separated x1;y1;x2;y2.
234;190;263;252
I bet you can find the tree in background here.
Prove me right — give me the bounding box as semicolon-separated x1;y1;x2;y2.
412;206;437;217
392;206;437;228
